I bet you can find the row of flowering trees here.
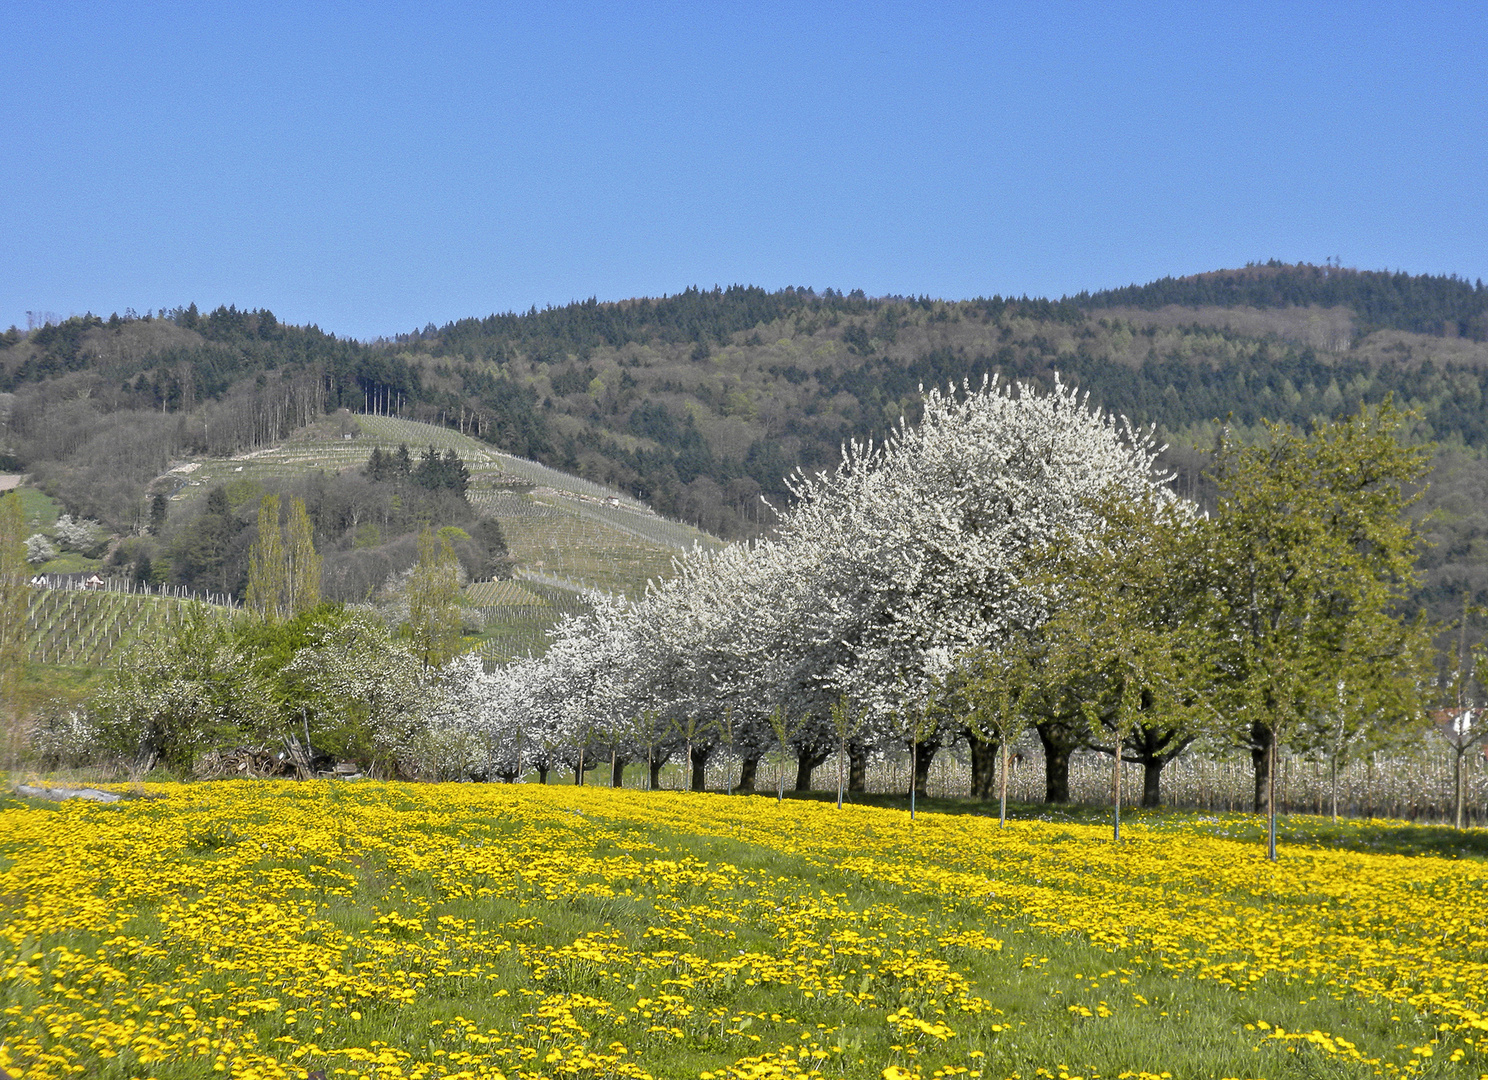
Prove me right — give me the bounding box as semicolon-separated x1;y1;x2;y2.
429;376;1439;857
432;376;1179;790
70;374;1436;856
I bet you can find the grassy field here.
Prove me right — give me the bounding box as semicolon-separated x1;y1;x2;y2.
0;784;1484;1080
11;485;61;532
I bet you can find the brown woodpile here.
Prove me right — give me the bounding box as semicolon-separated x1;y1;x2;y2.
191;747;293;780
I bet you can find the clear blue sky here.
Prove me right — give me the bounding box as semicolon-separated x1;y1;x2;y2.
3;1;1484;341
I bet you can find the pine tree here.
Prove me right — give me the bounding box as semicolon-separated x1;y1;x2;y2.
149;492;169;535
443;450;470;498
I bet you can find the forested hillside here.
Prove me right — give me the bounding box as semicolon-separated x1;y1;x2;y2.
4;263;1488;636
1076;260;1488;338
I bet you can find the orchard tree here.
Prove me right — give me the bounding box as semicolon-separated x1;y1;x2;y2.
1035;491;1217;828
527;594;640;784
283;609;425;774
457;376;1177;805
92;606;273;771
777;375;1170;790
943;642;1039;826
1202;401;1434;860
1430;600;1488;829
420;653;492;780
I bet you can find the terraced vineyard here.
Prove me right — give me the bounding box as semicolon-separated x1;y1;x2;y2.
468;580;594;664
24;588;227;669
174;415;656;509
172;411;713;586
500;513;682;595
141;413;722;664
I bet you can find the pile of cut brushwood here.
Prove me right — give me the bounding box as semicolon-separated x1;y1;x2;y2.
191;746;294;780
192;741;364;781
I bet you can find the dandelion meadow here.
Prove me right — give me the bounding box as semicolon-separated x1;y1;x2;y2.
1;784;1485;1080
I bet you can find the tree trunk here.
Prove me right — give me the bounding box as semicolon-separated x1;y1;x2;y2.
999;742;1010;827
1037;723;1076;804
537;765;549;785
1267;735;1278;862
1330;754;1339;822
1456;746;1466;830
848;745;867;793
737;754;759;793
1141;759;1163;808
795;746;829;791
690;745;712;792
611;756;626;788
649;758;663;791
968;733;1000;801
1251;722;1273;815
911;740;939;800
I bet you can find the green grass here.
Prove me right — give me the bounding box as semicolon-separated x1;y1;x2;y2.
0;785;1474;1080
757;788;1488;862
14;662;108;710
35;551;103;574
12;486;59;532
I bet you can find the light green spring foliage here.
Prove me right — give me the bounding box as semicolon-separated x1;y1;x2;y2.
1041;492;1217;756
1202;399;1434;757
245;494;287;621
0;494;27;725
246;494;321;623
284;496;321;616
407;527;464;669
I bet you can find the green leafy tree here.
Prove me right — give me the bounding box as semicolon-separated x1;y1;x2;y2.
945;644;1037;827
1202;401;1434;860
246;494;321;622
245;495;287;620
1035;493;1219;838
284;496;321;615
766;705;805;802
406;527;464;669
0;494;28;753
900;691;940;821
829;694;862;810
633;708;666;791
